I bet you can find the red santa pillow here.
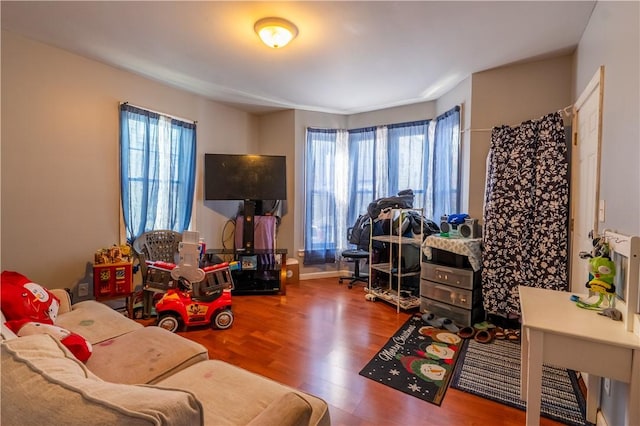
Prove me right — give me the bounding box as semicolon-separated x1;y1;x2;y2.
0;271;60;324
5;320;92;363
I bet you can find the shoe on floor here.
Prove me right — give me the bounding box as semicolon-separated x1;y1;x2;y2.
505;329;521;342
457;326;476;339
441;318;459;333
494;327;506;340
473;321;496;331
422;312;444;328
474;329;495;344
422;312;459;332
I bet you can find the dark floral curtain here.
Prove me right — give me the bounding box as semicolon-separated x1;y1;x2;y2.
482;111;569;316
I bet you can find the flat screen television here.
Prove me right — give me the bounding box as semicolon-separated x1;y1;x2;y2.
204;154;287;201
204;153;287;251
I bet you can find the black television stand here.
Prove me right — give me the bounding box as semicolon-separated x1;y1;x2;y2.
205;248;288;295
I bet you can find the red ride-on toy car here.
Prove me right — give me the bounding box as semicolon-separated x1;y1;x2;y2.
154;262;237;332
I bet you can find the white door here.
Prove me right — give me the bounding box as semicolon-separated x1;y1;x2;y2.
570;66;604;293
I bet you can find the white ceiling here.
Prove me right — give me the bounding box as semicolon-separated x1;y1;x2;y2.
1;1;596;115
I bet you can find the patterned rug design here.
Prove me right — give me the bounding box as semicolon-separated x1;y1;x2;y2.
359;316;463;406
451;338;588;426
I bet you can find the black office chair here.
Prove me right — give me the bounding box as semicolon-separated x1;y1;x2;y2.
339;249;369;288
339;228;369;288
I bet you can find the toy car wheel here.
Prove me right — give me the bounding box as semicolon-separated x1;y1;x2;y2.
212;309;233;329
157;314;181;333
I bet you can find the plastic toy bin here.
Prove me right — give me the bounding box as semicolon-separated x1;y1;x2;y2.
93;262;133;298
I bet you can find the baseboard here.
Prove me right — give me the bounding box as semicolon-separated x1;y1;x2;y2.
596;410;608;426
300;271;345;280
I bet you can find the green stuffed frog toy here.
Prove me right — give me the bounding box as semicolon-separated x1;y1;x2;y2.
586;256;616;295
576;255;616;310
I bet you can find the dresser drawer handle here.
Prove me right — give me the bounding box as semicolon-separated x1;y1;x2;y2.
429;301;452;312
434;284;454;293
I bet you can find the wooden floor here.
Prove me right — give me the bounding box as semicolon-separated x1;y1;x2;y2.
177;278;565;426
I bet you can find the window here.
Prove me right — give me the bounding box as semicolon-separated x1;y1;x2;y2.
120;104;197;243
303;128;348;264
387;120;430;214
304;106;460;265
430;107;461;221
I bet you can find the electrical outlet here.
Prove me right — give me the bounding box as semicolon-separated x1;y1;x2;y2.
604;377;611;396
78;282;89;297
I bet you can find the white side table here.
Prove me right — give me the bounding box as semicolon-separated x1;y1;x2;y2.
519;286;640;426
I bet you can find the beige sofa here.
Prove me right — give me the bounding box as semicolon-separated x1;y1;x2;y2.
1;289;330;426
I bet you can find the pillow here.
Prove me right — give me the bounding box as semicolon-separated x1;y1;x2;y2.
2;334;203;426
1;311;18;341
5;320;92;363
0;271;60;324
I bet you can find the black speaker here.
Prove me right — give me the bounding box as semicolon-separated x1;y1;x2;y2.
242;200;256;251
459;218;479;238
440;215;450;233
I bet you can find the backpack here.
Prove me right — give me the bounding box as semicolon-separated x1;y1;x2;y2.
406;210;440;238
348;214;387;251
367;189;415;219
348;214;371;251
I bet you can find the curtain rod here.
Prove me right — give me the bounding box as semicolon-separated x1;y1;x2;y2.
461;104;573;133
120;101;197;124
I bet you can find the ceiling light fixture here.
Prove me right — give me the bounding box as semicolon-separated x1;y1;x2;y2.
254;17;298;49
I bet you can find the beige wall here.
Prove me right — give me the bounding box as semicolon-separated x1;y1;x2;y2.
347;101;436;129
1;31;258;288
257;110;296;254
467;55;574;221
571;2;640;424
574;1;639;237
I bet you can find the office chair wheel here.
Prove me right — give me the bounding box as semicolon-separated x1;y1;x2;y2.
157;314;181;333
212;309;234;329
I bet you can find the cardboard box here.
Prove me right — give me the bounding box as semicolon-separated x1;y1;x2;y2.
286;258;299;285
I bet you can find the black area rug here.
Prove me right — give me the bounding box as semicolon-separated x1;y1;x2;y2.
358;316;463;406
451;338;589;426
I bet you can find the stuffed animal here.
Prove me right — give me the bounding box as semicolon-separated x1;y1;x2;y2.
1;270;92;362
6;320;92;363
0;271;60;324
575;238;617;310
586;256;616;295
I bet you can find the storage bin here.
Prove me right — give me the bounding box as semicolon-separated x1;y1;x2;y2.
286;258;299;285
420;279;481;309
420;297;484;327
429;248;472;268
93;262;133;298
421;262;477;290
